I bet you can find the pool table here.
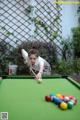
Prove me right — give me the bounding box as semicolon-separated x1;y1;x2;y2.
0;76;80;120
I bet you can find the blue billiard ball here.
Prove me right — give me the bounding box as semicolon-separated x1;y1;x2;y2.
52;96;63;105
54;98;62;105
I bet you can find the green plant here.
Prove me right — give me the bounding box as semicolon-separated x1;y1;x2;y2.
73;58;80;74
1;26;14;37
34;18;58;41
71;27;80;58
50;31;58;41
61;37;72;60
34;18;49;33
25;5;60;42
0;57;9;75
0;26;14;75
57;59;73;75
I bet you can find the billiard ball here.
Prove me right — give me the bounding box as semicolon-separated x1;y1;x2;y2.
51;96;56;102
53;97;63;105
68;101;74;109
37;78;42;83
56;93;64;100
69;96;77;104
71;97;77;104
56;93;62;98
50;93;55;97
69;96;75;100
64;96;70;103
73;98;77;105
70;100;75;105
60;102;68;110
72;98;77;105
45;96;51;102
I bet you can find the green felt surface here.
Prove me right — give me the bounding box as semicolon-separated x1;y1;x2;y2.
0;78;80;120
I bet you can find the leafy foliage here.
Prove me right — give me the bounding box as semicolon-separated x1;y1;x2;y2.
61;37;72;60
72;27;80;58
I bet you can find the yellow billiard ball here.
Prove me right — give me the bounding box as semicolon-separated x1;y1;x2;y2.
60;102;68;110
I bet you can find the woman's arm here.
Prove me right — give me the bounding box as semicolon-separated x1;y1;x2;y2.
21;49;28;64
35;61;44;80
39;63;44;74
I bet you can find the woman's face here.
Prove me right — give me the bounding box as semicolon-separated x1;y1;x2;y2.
29;54;37;65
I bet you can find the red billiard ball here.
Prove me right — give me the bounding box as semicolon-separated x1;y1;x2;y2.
69;96;75;100
45;96;51;102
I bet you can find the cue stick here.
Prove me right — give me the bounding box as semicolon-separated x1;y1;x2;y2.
30;67;36;77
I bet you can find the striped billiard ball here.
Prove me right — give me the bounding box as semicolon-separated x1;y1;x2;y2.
64;96;70;103
68;101;74;109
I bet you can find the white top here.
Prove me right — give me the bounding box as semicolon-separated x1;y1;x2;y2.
21;49;51;73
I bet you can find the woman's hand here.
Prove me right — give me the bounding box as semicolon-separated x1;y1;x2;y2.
35;72;42;80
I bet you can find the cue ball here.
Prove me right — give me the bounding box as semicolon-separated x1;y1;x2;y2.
37;78;42;83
